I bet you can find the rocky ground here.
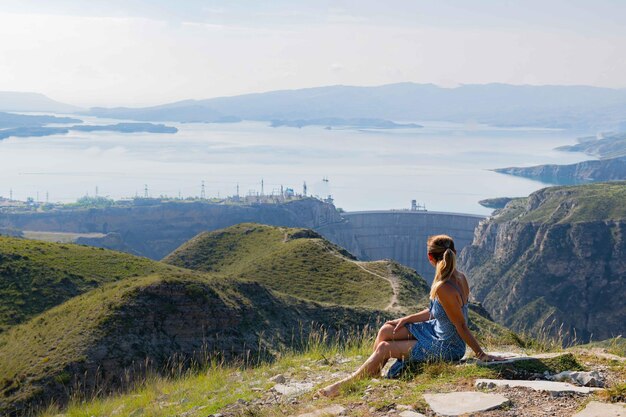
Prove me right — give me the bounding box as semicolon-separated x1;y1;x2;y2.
210;349;625;417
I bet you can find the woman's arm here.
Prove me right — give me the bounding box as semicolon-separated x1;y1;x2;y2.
437;284;503;362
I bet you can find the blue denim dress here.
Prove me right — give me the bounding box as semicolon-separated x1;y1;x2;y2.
386;283;468;378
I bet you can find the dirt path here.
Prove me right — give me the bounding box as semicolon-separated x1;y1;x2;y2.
354;261;400;311
318;241;401;312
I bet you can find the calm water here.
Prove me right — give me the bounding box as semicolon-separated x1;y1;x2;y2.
0;116;591;215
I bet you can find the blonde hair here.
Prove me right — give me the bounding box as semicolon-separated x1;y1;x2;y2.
427;234;457;299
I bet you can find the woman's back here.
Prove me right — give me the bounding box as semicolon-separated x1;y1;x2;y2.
430;292;468;342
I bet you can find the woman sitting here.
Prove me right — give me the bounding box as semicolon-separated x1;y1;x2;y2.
319;234;502;397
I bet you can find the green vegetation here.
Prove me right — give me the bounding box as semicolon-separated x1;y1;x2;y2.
36;326;375;417
0;270;387;414
485;353;584;378
0;236;176;331
68;196;116;209
164;224;414;310
0;274;166;407
492;182;626;224
577;337;626;357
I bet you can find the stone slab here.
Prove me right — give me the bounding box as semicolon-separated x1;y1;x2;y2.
550;370;605;387
473;351;568;366
423;391;509;416
273;382;314;396
295;405;346;417
572;401;626;417
475;378;603;394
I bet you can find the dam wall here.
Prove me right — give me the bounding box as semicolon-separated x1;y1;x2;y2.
316;210;485;282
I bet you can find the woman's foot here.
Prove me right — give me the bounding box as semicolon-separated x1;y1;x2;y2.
318;382;341;398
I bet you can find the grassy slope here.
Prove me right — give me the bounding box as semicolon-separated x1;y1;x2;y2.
38;331;626;417
162;223;511;341
492;181;626;224
0;237;176;332
0;270;387;414
577;337;626;357
163;224;404;310
0;274;165;407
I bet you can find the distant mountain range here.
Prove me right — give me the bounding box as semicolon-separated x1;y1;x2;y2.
0;91;81;113
4;84;626;131
85;83;626;130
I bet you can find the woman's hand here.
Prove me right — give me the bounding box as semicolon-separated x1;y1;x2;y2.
385;318;407;334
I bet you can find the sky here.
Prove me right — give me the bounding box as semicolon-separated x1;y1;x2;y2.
1;0;625;107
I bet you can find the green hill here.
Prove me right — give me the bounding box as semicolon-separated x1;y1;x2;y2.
491;181;626;224
0;271;384;415
163;223;429;311
0;236;176;332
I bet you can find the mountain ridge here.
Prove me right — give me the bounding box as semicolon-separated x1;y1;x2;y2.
0;92;81;113
84;83;626;130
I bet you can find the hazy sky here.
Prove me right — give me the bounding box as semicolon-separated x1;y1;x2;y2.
1;0;625;107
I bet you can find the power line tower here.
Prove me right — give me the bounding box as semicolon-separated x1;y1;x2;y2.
261;179;264;196
144;184;149;198
201;180;206;199
303;181;307;197
236;183;240;198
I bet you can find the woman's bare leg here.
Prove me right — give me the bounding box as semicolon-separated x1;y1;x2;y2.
319;340;417;397
373;323;414;351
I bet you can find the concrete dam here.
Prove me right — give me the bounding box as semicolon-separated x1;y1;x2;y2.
317;210;485;282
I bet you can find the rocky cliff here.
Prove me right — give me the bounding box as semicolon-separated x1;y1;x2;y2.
458;182;626;343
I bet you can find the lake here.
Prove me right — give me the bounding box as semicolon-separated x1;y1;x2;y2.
0;116;591;215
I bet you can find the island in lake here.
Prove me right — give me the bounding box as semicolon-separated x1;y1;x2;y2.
71;122;178;134
270;117;423;129
0;115;178;140
0;111;81;128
